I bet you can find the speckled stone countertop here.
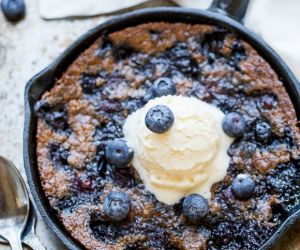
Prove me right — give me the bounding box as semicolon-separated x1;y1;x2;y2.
0;0;299;249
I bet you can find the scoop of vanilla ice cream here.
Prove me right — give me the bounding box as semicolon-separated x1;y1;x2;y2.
123;95;233;205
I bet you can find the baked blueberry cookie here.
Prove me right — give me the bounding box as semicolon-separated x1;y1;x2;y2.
35;22;300;250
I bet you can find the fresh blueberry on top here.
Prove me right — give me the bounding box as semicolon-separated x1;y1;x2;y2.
145;105;174;134
182;194;208;222
255;121;272;143
45;111;67;130
1;0;25;22
152;77;176;97
103;191;131;221
222;112;246;138
105;139;133;168
231;174;255;199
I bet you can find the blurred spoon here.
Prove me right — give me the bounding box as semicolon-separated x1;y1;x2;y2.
0;200;45;250
0;156;30;250
20;203;45;250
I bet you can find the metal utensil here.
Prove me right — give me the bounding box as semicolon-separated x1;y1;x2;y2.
0;200;45;250
20;202;45;250
0;156;30;250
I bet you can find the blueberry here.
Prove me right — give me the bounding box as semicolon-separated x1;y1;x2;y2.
152;78;176;97
105;139;133;168
103;191;131;221
1;0;25;22
49;143;68;167
255;121;272;143
45;111;67;130
231;174;255;199
182;194;209;222
231;41;246;60
80;75;97;94
222;112;246;138
76;174;93;191
34;100;51;117
112;44;135;60
170;43;190;59
260;95;276;110
145;105;174;134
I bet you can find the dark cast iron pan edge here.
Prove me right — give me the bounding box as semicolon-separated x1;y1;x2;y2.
24;3;300;250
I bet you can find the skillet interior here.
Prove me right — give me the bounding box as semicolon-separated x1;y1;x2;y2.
24;7;300;250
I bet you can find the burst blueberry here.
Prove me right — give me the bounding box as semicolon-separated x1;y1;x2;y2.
260;95;276;110
103;191;131;221
145;105;174;134
255;121;272;143
152;77;176;97
34;100;51;117
49;143;68;167
182;194;208;222
231;174;255;199
105;139;133;168
80;75;97;94
45;111;67;130
76;174;93;191
222;112;246;138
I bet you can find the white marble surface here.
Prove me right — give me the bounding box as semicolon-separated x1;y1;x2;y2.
0;0;299;250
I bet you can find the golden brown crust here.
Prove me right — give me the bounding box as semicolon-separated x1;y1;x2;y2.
36;22;300;250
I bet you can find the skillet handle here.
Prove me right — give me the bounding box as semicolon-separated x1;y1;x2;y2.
208;0;250;23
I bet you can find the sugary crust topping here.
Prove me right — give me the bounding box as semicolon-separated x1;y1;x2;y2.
36;22;300;250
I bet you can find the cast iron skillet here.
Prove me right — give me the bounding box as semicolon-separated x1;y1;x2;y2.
24;0;300;249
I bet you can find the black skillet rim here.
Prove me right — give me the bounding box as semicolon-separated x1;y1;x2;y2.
24;7;300;250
